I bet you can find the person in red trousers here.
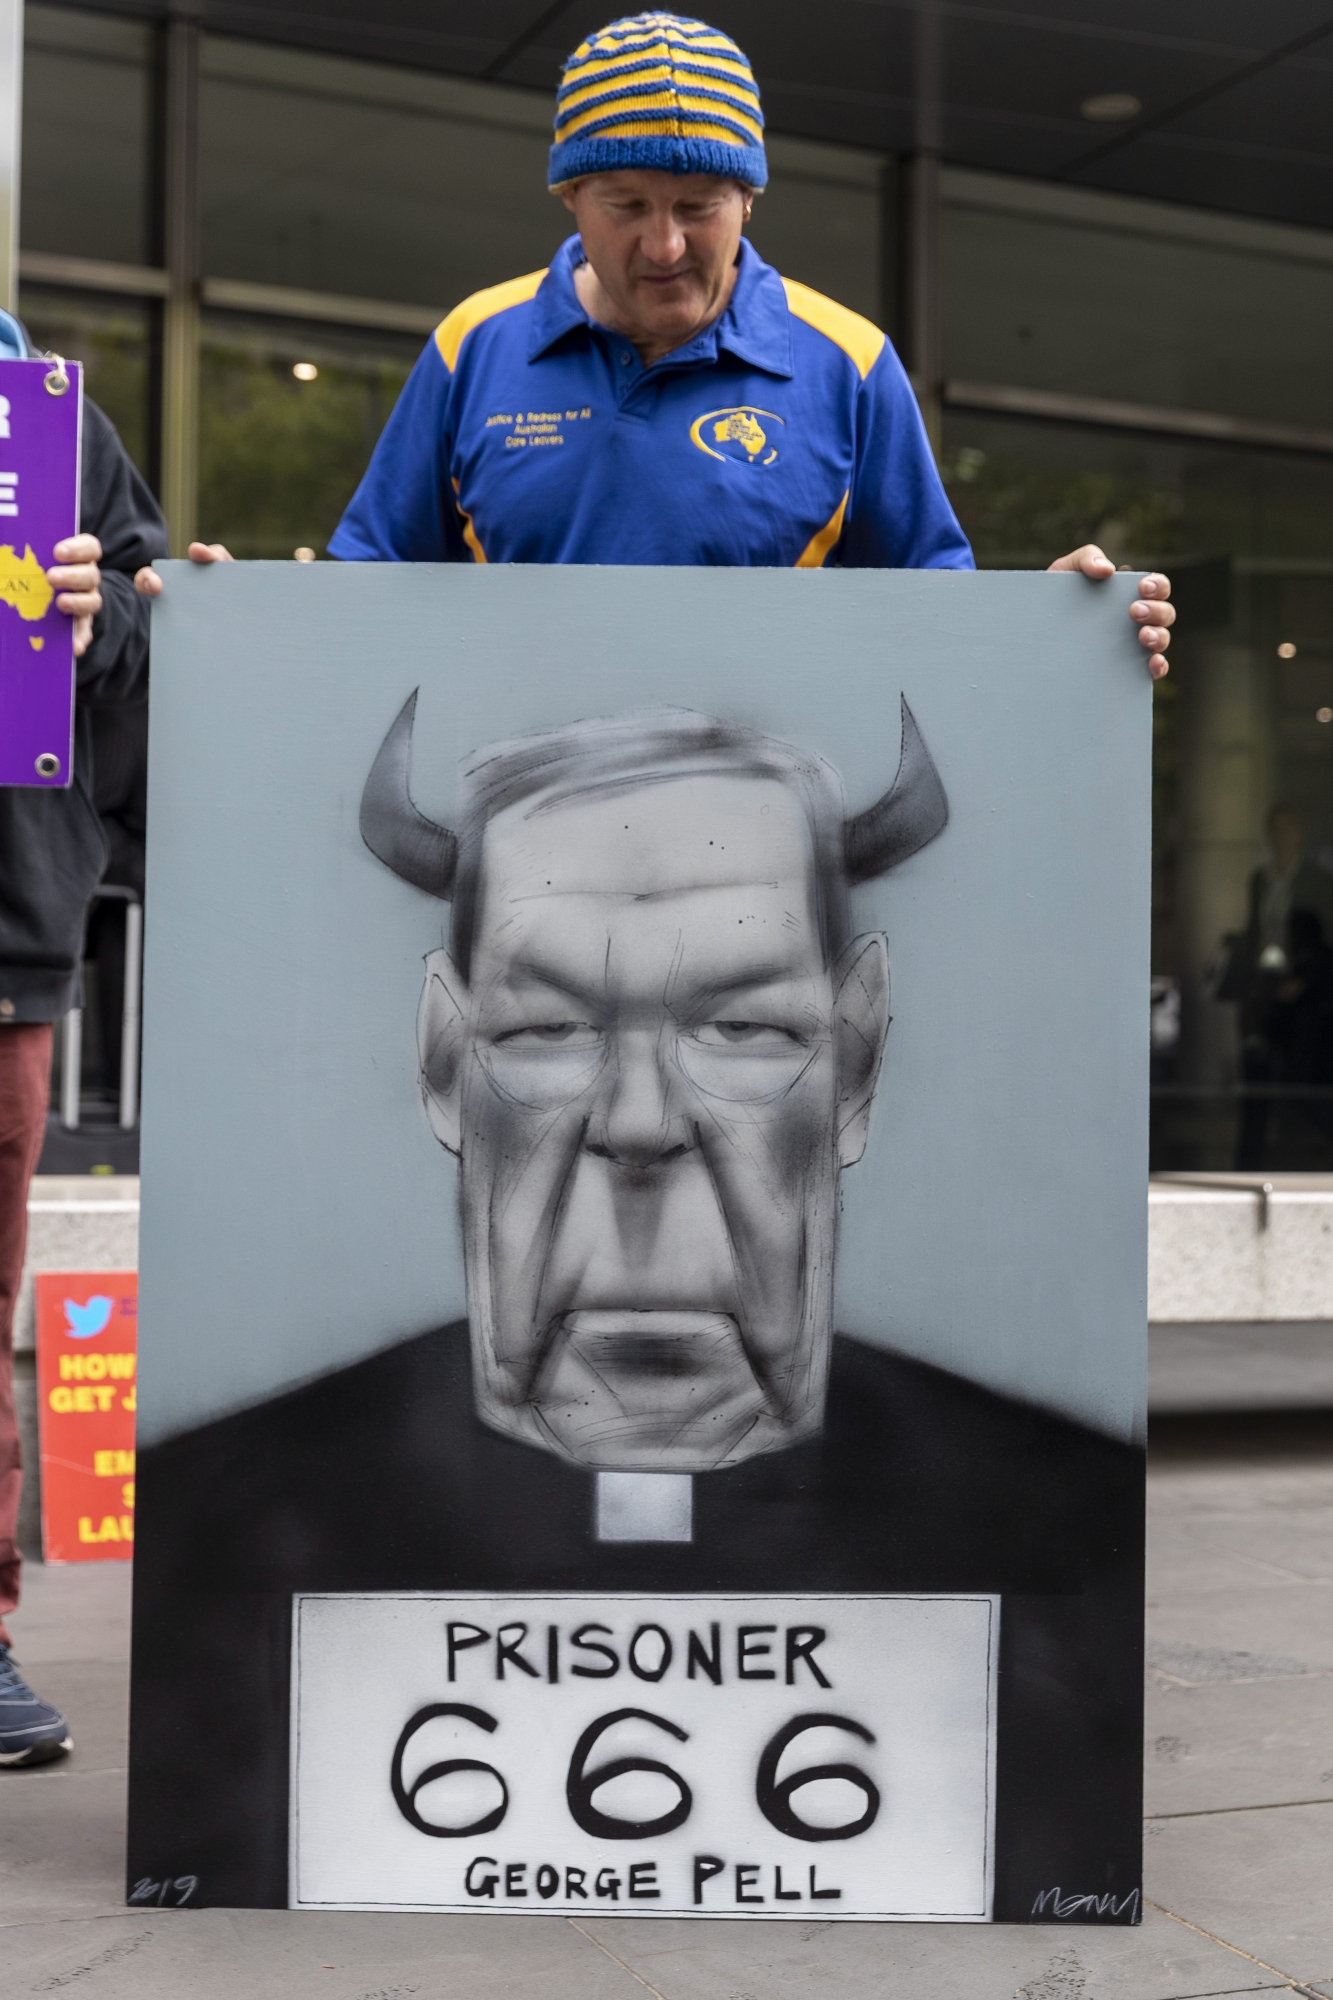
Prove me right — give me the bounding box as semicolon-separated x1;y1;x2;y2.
0;307;166;1765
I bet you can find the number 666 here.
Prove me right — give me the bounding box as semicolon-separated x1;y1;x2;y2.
390;1705;880;1843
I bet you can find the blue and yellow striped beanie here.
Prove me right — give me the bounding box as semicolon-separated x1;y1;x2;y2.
549;13;767;191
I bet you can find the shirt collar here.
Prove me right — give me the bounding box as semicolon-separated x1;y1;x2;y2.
527;237;591;358
528;234;793;379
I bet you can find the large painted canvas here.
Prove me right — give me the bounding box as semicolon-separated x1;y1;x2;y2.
127;564;1149;1924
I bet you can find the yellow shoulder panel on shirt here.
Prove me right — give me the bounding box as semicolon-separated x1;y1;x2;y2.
434;269;548;373
781;278;885;382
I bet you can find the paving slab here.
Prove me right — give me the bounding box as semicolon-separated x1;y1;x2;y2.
1145;1675;1333;1816
4;1910;648;1999
2;1908;1294;2000
1147;1801;1333;1989
1145;1578;1333;1667
1147;1517;1333;1602
6;1558;132;1664
1179;1511;1333;1584
0;1766;126;1924
579;1907;1280;2000
1150;1445;1333;1501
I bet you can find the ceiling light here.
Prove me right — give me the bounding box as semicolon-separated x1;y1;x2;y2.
293;547;316;562
1318;707;1333;725
292;361;319;381
1278;642;1298;658
1080;93;1142;123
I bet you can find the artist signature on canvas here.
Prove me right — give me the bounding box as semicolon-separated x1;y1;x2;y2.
1031;1886;1140;1921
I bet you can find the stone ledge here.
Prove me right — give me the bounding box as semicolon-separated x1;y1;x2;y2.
1150;1175;1333;1323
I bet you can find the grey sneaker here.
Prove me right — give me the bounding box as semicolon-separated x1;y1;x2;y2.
0;1644;73;1766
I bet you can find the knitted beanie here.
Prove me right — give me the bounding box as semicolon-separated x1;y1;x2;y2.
548;12;767;191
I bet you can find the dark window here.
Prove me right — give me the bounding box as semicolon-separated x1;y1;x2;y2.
942;407;1333;1171
21;6;154;267
18;286;153;478
943;172;1333;433
199;40;567;308
198;312;420;558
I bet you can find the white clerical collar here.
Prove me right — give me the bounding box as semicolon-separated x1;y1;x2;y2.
595;1471;693;1544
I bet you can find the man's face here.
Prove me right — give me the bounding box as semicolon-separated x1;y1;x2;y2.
561;170;747;358
419;770;889;1472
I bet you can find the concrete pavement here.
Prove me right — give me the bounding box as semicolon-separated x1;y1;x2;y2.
2;1413;1332;1999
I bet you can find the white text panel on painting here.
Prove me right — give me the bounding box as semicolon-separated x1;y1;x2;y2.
291;1593;998;1920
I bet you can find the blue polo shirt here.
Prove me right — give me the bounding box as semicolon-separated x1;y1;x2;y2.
329;235;973;571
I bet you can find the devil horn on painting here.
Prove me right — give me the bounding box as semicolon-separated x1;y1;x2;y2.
359;689;458;899
362;687;946;898
843;696;949;885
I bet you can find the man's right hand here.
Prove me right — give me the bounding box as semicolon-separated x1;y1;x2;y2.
134;541;233;598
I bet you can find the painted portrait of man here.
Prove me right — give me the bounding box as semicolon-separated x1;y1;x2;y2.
361;697;943;1513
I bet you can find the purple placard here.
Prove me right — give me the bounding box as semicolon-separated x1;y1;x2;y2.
0;357;83;788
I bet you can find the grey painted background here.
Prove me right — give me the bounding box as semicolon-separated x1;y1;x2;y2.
137;564;1149;1447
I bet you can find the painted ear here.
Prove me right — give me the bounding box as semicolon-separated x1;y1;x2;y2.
832;932;891;1169
417;948;469;1156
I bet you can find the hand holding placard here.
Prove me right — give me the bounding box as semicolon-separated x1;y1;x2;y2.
0;358;84;787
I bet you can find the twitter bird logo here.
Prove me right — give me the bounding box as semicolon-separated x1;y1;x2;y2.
65;1296;114;1339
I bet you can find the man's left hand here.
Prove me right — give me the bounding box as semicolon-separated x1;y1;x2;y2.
1048;545;1174;680
48;533;103;659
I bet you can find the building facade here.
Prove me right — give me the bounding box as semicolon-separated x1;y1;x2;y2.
10;3;1333;1170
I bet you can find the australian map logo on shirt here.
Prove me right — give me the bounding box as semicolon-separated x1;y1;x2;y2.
690;406;783;466
0;542;53;648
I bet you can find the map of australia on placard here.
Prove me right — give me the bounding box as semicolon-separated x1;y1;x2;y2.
0;543;54;621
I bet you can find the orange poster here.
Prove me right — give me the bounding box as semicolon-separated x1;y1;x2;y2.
34;1271;137;1563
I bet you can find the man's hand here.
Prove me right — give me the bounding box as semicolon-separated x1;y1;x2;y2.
1048;544;1174;680
134;541;233;598
48;533;103;658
